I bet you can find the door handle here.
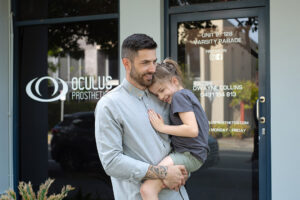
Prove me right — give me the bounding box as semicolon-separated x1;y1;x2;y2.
256;99;259;120
256;96;266;123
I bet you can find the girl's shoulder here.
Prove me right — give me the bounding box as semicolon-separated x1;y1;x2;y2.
172;89;195;104
173;89;200;107
174;88;194;98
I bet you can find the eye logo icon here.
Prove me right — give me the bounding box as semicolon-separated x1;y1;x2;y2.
26;76;68;102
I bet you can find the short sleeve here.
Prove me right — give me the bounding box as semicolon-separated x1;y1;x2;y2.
171;90;193;114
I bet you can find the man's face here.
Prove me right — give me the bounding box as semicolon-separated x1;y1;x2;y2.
128;49;157;88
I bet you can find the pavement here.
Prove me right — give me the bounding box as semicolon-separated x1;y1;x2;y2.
217;137;254;152
186;137;258;200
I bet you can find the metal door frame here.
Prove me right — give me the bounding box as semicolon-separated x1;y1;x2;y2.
168;7;271;200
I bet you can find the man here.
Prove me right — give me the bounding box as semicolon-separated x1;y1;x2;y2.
95;34;189;200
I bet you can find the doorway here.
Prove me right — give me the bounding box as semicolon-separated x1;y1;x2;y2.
169;8;270;200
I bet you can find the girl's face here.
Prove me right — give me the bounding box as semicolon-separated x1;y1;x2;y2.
149;77;182;104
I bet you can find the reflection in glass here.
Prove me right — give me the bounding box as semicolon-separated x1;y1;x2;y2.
18;0;118;20
47;20;118;200
176;18;259;200
169;0;246;7
19;20;118;199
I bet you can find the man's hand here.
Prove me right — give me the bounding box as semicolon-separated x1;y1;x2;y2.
162;165;187;191
183;169;189;183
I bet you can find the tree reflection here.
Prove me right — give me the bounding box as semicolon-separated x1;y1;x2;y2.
178;17;258;50
177;17;258;75
19;0;118;20
48;20;118;60
234;17;258;58
170;0;237;7
178;20;217;48
49;0;118;18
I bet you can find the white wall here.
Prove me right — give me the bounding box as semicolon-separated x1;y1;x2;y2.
119;0;164;80
0;0;13;193
270;1;300;199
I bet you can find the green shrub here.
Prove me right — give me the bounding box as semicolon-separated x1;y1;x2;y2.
0;179;74;200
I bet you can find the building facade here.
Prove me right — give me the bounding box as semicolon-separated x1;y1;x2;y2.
0;0;299;200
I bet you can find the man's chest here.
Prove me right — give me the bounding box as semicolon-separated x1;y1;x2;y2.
115;95;171;158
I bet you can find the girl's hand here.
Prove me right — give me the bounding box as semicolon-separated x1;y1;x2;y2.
148;109;165;132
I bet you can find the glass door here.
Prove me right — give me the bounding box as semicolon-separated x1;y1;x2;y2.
170;8;268;200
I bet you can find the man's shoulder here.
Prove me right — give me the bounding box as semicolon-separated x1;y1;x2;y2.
95;85;126;111
99;85;124;102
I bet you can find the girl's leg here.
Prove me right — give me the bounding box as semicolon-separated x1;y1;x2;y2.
140;156;174;200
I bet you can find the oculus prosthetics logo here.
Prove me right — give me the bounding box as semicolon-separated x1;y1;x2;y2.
26;76;68;102
26;76;114;102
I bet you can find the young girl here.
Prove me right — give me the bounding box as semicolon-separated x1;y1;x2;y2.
140;59;210;200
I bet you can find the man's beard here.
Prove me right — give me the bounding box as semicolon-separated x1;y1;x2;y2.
130;64;153;87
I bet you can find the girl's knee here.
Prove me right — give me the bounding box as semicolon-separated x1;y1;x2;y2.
140;181;162;200
140;183;152;198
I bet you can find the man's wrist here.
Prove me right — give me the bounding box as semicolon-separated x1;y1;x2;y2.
144;165;168;180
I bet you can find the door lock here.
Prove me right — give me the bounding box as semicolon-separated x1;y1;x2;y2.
259;117;266;124
259;96;265;103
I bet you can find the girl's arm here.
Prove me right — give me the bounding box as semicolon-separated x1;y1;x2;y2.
148;109;198;138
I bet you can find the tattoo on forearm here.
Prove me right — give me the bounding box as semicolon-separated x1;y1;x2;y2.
144;165;168;180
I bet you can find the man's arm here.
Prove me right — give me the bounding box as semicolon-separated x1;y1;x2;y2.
95;99;149;182
95;97;187;185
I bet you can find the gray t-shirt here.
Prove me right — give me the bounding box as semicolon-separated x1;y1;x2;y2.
170;89;210;162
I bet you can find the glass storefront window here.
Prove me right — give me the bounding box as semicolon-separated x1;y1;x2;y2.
18;0;118;20
19;19;118;199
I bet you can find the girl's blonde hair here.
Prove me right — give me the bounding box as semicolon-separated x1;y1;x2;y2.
152;58;184;86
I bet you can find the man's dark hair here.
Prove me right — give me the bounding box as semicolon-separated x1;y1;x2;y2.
121;34;157;61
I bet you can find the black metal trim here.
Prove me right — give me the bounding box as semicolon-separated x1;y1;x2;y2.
164;0;169;58
169;0;266;14
15;13;119;27
11;0;16;16
118;0;121;82
12;7;19;193
257;8;271;200
264;2;271;199
170;8;261;24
